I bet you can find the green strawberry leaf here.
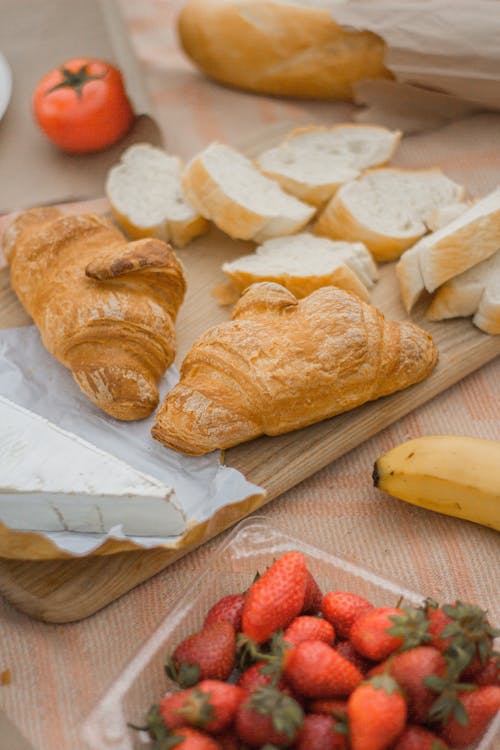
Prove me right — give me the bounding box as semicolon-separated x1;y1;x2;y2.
387;605;431;651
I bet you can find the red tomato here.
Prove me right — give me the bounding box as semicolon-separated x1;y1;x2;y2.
32;57;134;153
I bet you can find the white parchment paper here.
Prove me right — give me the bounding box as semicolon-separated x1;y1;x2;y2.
333;0;500;110
0;326;264;555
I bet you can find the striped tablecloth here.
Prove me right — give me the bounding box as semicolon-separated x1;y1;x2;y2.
0;2;499;748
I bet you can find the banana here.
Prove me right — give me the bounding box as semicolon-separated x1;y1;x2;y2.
373;435;500;531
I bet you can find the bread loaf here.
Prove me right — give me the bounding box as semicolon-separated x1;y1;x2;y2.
178;0;391;100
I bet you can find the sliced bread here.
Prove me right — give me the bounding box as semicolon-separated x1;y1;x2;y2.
182;142;316;242
473;280;500;335
106;143;209;247
314;167;465;261
397;188;500;312
222;233;378;301
255;124;401;206
426;251;500;334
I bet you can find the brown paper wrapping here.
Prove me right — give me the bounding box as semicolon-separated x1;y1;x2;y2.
333;1;500;131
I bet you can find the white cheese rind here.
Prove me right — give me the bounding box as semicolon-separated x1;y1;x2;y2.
0;396;186;537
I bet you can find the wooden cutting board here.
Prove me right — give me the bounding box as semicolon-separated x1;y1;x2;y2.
0;123;499;623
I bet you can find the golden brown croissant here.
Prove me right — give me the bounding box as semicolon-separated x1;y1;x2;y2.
4;207;186;420
152;282;438;454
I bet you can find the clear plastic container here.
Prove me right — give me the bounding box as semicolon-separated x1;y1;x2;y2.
81;516;500;750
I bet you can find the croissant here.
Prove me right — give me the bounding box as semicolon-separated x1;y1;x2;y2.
4;207;186;420
152;282;438;454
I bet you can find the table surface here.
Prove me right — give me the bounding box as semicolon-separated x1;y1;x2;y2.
0;2;499;749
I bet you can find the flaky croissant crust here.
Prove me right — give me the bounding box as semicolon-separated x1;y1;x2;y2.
5;207;186;420
153;282;438;454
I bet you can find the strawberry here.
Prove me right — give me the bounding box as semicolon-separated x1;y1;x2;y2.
294;713;348;750
307;699;348;718
235;685;303;747
215;729;240;750
242;551;308;643
347;674;407;750
349;607;405;661
322;591;373;639
335;640;372;674
159;680;245;733
301;570;323;615
283;615;335;647
237;660;292;695
163;726;222;749
284;640;363;698
393;725;448;750
369;646;447;723
426;599;498;675
166;622;236;687
145;707;222;749
203;594;246;632
438;685;500;748
475;654;500;686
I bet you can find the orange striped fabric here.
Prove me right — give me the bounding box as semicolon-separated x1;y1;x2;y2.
0;2;499;749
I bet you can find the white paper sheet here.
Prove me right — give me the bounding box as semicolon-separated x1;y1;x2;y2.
333;0;500;110
0;326;264;555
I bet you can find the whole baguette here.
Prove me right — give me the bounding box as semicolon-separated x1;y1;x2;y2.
178;0;391;100
152;282;438;455
4;208;186;420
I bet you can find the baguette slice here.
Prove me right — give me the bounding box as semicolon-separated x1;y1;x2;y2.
397;188;500;312
222;233;378;301
106;143;209;247
473;280;500;335
182;142;316;242
426;251;500;334
314;168;465;261
256;124;401;206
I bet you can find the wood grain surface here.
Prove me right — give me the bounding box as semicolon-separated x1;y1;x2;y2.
0;124;499;622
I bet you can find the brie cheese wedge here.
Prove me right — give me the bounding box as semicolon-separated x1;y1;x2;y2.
0;396;186;537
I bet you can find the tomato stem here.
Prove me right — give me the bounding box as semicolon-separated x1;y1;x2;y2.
45;64;105;98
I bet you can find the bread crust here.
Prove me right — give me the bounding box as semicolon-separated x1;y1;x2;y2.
152;282;438;455
178;0;391;100
6;208;186;420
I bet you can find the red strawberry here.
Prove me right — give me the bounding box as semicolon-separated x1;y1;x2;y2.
307;699;348;717
242;551;308;643
216;730;240;750
285;640;363;698
335;640;372;674
439;685;500;748
283;615;335;647
350;607;405;661
163;727;222;749
294;713;348;750
475;655;500;686
426;600;497;676
237;661;292;695
369;646;447;723
203;594;246;632
235;685;303;747
302;570;323;615
159;680;245;733
167;622;236;687
347;674;407;750
322;591;373;640
393;725;448;750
